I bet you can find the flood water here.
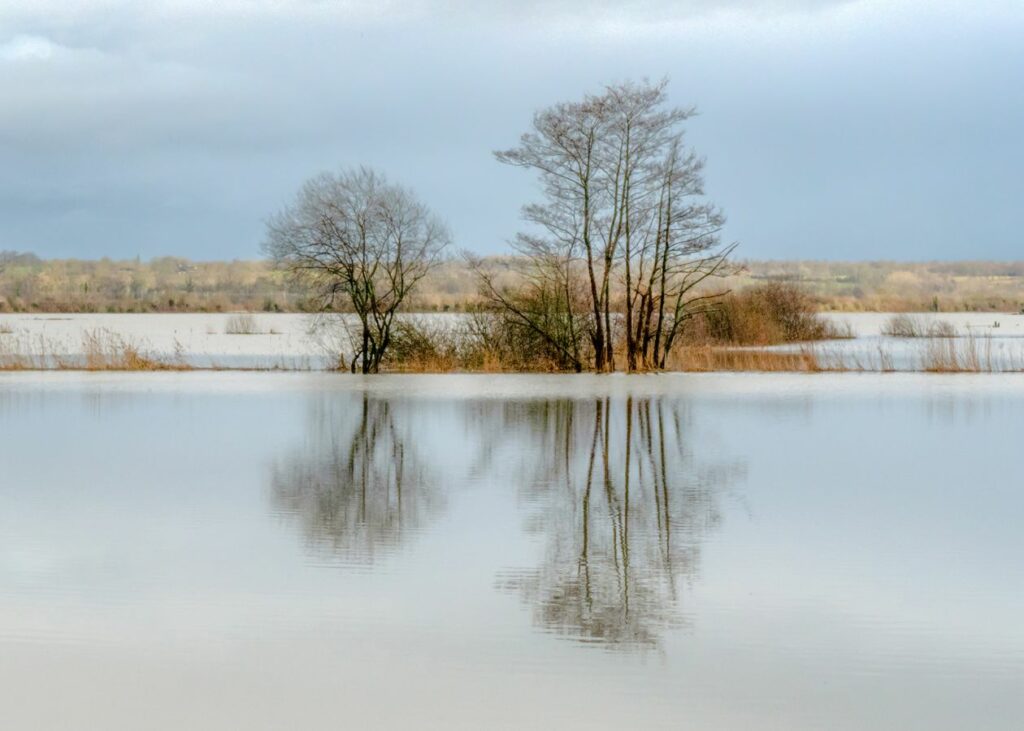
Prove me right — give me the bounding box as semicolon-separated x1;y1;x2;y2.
1;372;1022;729
4;311;1024;370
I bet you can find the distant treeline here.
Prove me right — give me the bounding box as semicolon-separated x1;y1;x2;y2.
736;260;1024;312
1;252;1023;314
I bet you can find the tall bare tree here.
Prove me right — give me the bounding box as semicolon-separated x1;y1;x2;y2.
495;92;612;369
495;79;733;372
264;167;450;373
630;139;735;369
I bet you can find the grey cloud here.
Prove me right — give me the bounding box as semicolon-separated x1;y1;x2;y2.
0;37;258;150
0;1;1021;260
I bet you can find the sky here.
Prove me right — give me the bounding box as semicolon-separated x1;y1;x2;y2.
0;0;1021;261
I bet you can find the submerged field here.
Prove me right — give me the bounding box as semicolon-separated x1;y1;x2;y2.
2;312;1024;372
1;372;1021;730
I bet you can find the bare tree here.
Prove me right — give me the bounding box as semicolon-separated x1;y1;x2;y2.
495;79;734;372
264;167;450;373
631;139;736;369
495;92;612;369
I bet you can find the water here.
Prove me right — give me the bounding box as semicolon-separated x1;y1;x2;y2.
3;312;1024;370
1;372;1022;729
802;313;1024;370
0;312;325;369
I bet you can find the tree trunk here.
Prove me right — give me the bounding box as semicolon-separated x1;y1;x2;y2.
361;324;370;374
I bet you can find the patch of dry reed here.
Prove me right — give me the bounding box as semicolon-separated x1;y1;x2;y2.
0;329;191;371
80;329;190;371
918;335;994;373
667;346;822;372
882;314;957;338
225;313;261;335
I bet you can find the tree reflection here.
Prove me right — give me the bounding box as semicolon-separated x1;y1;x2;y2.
269;388;739;651
487;396;740;650
269;394;440;565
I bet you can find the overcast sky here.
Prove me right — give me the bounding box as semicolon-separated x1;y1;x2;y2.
1;0;1021;260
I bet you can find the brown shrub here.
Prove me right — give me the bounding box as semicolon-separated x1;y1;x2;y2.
382;312;577;373
687;283;845;346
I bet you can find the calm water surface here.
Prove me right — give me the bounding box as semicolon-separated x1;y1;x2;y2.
1;373;1022;729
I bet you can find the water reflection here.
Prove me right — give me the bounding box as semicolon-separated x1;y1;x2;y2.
270;390;741;650
269;394;441;565
485;396;741;650
4;375;1022;730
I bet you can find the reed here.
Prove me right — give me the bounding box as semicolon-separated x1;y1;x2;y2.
918;335;994;373
0;338;39;370
80;329;188;370
666;346;822;372
0;329;191;371
225;313;261;335
882;314;957;338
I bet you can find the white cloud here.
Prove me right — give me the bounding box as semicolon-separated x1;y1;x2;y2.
0;34;61;61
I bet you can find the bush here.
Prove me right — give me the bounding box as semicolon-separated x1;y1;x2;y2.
690;283;844;345
382;311;581;372
384;319;461;371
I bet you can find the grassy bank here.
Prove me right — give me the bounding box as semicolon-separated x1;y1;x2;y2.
3;254;1024;314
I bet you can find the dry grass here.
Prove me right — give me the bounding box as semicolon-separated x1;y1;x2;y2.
667;346;822;372
668;335;1023;374
381;351;513;373
0;339;40;370
0;328;191;371
80;330;190;370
